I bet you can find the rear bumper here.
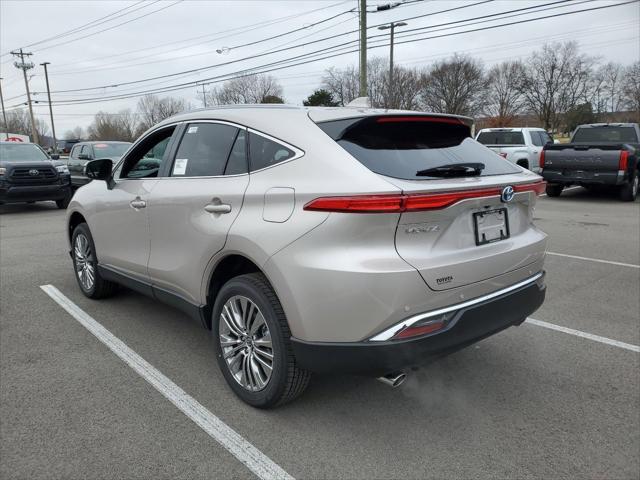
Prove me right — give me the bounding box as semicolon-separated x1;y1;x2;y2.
0;182;71;203
542;169;623;186
291;272;546;376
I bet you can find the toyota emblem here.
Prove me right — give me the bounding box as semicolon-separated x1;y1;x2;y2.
501;185;515;203
28;169;39;176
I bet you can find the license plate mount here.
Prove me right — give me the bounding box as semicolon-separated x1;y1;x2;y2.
473;208;510;246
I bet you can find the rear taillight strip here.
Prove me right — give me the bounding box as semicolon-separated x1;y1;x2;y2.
619;150;629;171
303;180;546;213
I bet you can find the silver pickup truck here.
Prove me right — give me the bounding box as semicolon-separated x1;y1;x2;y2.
541;123;639;201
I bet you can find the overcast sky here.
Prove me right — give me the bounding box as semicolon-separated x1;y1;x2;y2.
1;0;638;135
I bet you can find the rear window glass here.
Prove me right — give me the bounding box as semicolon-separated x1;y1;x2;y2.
572;126;638;143
317;117;519;180
93;143;130;157
476;131;525;145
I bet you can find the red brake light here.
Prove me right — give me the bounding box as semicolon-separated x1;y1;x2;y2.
393;320;447;340
539;149;545;170
375;116;465;125
619;150;629;171
303;181;547;213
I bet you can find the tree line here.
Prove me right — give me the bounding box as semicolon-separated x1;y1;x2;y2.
4;41;638;144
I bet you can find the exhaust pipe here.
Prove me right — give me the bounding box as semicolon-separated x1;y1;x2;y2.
377;372;407;388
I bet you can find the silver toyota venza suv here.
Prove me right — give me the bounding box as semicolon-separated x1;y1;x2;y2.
66;105;547;408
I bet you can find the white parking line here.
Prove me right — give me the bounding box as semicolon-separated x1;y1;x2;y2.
546;251;640;269
40;284;294;480
539;186;582;197
525;318;640;353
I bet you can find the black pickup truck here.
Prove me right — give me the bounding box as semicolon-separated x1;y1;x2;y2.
540;123;639;201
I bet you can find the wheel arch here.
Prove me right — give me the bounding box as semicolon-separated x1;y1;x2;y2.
68;211;87;243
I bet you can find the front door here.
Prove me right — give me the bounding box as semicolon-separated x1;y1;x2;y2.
147;122;249;304
90;126;178;282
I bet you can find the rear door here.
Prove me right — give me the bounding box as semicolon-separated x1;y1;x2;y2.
146;121;249;304
317;115;546;291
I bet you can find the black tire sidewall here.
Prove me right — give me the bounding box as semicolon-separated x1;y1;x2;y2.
71;223;98;297
211;276;290;408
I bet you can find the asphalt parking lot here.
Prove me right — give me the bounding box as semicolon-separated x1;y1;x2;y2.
1;188;638;480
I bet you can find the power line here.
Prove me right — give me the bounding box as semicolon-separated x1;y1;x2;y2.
40;0;637;106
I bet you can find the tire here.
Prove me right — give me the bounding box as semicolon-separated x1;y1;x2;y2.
545;183;564;197
212;273;311;408
618;172;638;202
71;223;118;299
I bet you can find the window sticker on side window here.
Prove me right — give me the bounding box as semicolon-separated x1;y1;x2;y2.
173;158;188;175
187;126;198;134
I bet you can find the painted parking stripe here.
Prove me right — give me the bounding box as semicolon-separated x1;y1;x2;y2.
546;251;640;269
40;284;294;480
525;317;640;353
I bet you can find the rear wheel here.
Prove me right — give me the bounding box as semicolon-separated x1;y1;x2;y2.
71;223;118;299
212;273;310;408
619;173;638;202
545;183;564;197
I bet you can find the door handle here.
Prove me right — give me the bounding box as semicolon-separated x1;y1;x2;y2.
204;203;232;214
130;198;146;209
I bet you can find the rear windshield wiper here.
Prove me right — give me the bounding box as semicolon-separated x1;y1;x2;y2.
416;162;485;177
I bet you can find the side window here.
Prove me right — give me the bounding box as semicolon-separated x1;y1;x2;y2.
70;145;80;159
248;132;295;172
80;145;91;159
224;130;247;175
530;131;544;147
120;127;175;179
171;123;238;177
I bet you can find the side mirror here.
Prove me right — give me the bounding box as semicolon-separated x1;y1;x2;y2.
50;154;60;160
78;154;91;160
85;159;113;186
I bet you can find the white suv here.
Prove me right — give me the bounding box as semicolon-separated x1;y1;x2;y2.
476;127;553;173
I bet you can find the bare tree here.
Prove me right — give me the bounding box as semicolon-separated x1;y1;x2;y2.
207;74;283;105
621;61;640;121
381;66;422;110
418;54;487;116
321;65;359;106
137;94;187;132
64;126;84;140
518;41;595;131
87;110;138;142
4;109;49;141
484;61;525;126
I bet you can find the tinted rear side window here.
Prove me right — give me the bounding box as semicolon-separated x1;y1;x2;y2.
476;131;525;145
318;116;520;180
572;126;638;143
248;132;295;172
173;123;238;177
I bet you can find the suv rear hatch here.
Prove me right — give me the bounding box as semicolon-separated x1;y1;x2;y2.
314;114;546;291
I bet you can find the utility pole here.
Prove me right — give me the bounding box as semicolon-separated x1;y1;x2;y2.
40;62;57;152
378;21;407;105
359;0;367;97
11;49;39;144
201;84;207;107
0;77;7;132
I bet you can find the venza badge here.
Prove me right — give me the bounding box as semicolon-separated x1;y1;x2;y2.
501;185;515;203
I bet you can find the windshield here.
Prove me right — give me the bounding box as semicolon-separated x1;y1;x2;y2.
0;143;49;162
572;126;638;143
93;143;130;157
317;116;519;180
476;131;525;146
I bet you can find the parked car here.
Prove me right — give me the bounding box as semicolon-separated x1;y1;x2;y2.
56;139;81;156
0;141;72;208
66;106;548;407
67;141;131;187
541;123;639;201
475;127;553;173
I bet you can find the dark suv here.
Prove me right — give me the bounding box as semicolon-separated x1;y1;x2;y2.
0;141;72;208
67;141;131;187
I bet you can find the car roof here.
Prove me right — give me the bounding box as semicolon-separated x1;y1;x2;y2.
576;123;637;128
0;141;37;145
478;127;545;132
75;141;131;145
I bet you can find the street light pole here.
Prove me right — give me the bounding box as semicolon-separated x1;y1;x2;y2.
359;0;367;97
40;62;57;152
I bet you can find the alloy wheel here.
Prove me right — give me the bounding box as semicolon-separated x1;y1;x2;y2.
74;233;95;291
219;295;273;392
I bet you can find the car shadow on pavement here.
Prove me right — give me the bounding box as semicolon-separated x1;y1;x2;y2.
0;202;60;215
553;186;639;203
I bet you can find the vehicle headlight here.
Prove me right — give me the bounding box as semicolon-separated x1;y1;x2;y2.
56;165;69;174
